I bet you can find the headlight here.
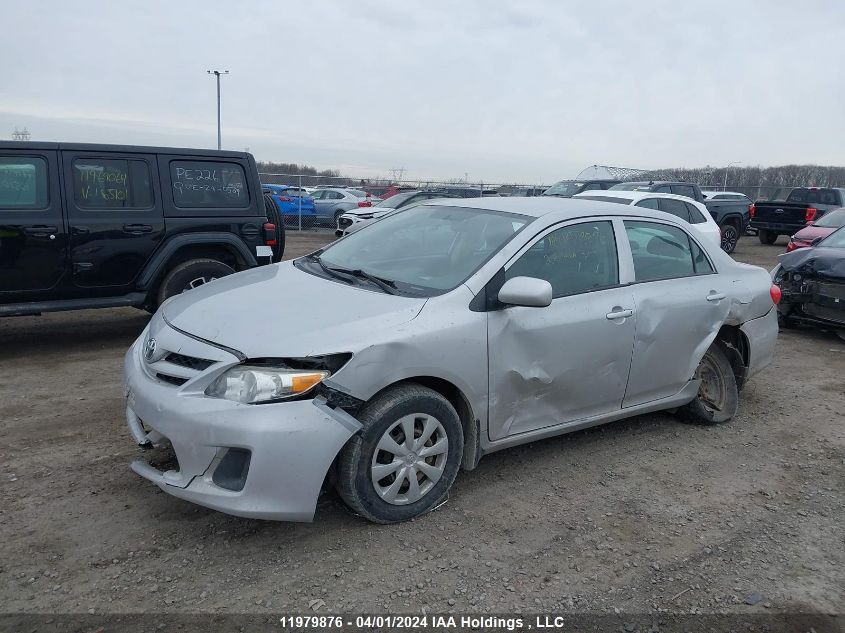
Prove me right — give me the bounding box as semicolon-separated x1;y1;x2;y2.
205;366;329;404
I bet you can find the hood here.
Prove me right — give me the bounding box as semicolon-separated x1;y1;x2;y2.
792;225;835;242
779;246;845;281
162;261;427;358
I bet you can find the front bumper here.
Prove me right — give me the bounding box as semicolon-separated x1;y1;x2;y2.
123;334;361;522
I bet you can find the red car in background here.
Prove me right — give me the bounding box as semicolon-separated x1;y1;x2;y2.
786;207;845;252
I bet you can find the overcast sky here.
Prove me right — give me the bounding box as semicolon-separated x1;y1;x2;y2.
1;0;843;183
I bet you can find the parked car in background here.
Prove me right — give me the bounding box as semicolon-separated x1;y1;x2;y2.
611;182;750;253
750;187;845;245
785;207;845;252
1;142;275;317
310;188;372;227
336;190;459;235
262;185;316;227
368;184;417;200
773;226;845;338
125;197;778;523
574;190;721;248
542;179;621;197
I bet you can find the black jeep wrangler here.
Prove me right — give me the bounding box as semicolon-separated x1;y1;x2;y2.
0;142;283;316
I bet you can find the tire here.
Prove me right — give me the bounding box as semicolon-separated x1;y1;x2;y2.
156;258;235;306
677;344;739;425
263;193;286;261
336;383;464;524
720;222;740;254
758;229;778;245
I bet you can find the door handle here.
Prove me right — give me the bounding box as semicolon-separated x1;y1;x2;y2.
122;224;153;234
606;308;634;320
23;226;58;237
71;225;90;235
706;292;727;302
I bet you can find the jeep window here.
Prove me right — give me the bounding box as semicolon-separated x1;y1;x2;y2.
170;161;247;208
72;159;152;209
0;156;48;209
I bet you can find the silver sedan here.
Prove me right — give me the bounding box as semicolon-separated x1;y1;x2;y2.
124;198;778;523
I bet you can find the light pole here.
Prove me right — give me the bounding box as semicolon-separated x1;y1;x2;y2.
724;161;741;191
206;70;229;150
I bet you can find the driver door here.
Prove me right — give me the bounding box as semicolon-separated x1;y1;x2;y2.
487;219;636;440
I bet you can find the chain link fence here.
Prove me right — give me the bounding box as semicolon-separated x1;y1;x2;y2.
259;172;548;231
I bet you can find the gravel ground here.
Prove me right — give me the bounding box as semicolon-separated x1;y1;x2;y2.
0;232;842;620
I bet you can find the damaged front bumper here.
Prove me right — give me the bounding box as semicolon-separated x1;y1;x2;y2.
774;266;845;330
123;337;361;522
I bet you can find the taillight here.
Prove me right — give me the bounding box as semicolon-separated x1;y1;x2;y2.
357;200;372;207
263;222;277;247
805;207;817;223
770;284;782;305
278;196;291;202
786;241;796;252
748;203;755;218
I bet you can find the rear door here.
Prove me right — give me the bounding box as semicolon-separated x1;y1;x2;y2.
62;151;163;292
622;220;731;407
0;149;66;297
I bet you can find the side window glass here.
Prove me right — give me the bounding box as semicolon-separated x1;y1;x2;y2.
655;185;671;193
170;161;247;208
581;183;602;191
658;198;690;222
310;190;323;200
690;238;714;274
506;221;619;298
73;158;152;209
624;221;697;282
671;185;696;200
685;202;707;224
634;198;660;210
0;156;49;209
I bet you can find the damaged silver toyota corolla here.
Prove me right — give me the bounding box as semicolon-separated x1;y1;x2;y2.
124;198;779;523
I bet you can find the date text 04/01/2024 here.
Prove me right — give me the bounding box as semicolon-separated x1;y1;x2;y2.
277;615;588;630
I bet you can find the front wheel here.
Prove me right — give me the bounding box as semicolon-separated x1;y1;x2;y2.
720;223;740;254
758;229;778;245
677;345;738;425
336;384;464;523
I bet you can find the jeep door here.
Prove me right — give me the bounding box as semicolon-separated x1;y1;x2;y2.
62;151;163;293
487;219;636;440
0;148;67;300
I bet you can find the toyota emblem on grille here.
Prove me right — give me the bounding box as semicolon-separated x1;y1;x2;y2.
144;337;157;361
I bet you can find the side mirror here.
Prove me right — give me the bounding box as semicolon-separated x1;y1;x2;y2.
498;276;553;308
811;236;823;246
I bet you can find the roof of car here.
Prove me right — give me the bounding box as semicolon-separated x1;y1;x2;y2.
420;194;698;219
574;189;706;207
0;140;250;158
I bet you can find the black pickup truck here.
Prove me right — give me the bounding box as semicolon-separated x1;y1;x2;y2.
0;142;282;317
609;181;750;253
750;187;845;245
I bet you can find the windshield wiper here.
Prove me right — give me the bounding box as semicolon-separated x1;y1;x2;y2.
307;253;354;285
307;254;399;295
344;269;399;295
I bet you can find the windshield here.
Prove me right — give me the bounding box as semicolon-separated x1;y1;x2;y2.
815;207;845;229
348;189;369;198
308;205;530;296
819;226;845;248
374;191;419;207
542;181;583;197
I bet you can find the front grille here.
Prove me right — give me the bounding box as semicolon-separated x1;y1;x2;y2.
157;373;188;386
165;353;215;371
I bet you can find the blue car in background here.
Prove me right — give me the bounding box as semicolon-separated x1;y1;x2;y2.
262;185;317;226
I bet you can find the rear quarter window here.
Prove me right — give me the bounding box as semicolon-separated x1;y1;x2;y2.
170;161;248;208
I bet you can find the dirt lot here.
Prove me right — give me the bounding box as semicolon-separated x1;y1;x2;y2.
1;233;843;621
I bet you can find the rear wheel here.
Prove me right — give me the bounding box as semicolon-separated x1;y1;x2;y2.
156;258;235;306
758;229;778;245
336;384;464;524
720;223;740;253
677;345;738;425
